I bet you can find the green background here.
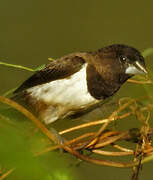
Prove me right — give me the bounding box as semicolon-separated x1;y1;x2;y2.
0;0;153;179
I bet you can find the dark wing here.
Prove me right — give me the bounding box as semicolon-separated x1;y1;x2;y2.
14;53;85;93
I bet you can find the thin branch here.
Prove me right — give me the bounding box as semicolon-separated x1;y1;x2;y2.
127;79;153;84
0;168;15;180
92;149;133;156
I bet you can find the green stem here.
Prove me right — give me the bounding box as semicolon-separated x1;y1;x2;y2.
141;154;153;164
0;61;34;72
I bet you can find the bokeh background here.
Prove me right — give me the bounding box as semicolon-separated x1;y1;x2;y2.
0;0;153;179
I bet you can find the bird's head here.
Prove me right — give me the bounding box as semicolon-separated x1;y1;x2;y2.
95;44;147;83
110;44;147;76
115;44;147;76
88;44;148;87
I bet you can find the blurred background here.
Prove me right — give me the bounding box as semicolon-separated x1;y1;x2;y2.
0;0;153;179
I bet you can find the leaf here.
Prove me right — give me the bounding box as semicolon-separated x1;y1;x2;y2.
142;48;153;58
33;64;46;71
48;57;55;61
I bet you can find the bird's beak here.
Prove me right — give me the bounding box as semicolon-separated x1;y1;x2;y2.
125;61;148;75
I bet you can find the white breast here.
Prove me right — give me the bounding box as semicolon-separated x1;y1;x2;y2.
27;63;99;123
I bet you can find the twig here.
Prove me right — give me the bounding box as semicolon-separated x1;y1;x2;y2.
112;144;134;152
0;168;15;180
127;79;153;85
59;118;114;135
92;150;133;156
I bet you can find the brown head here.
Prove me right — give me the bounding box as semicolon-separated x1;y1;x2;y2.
86;44;147;99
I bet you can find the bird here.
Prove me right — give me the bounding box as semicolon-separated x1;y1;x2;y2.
13;44;147;124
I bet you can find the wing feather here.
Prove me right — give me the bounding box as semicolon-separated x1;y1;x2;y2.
14;53;85;93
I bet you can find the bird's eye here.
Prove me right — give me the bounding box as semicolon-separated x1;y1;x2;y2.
120;55;127;62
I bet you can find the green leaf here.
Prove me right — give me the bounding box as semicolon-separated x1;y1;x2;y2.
142;48;153;58
33;64;46;71
48;57;55;61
